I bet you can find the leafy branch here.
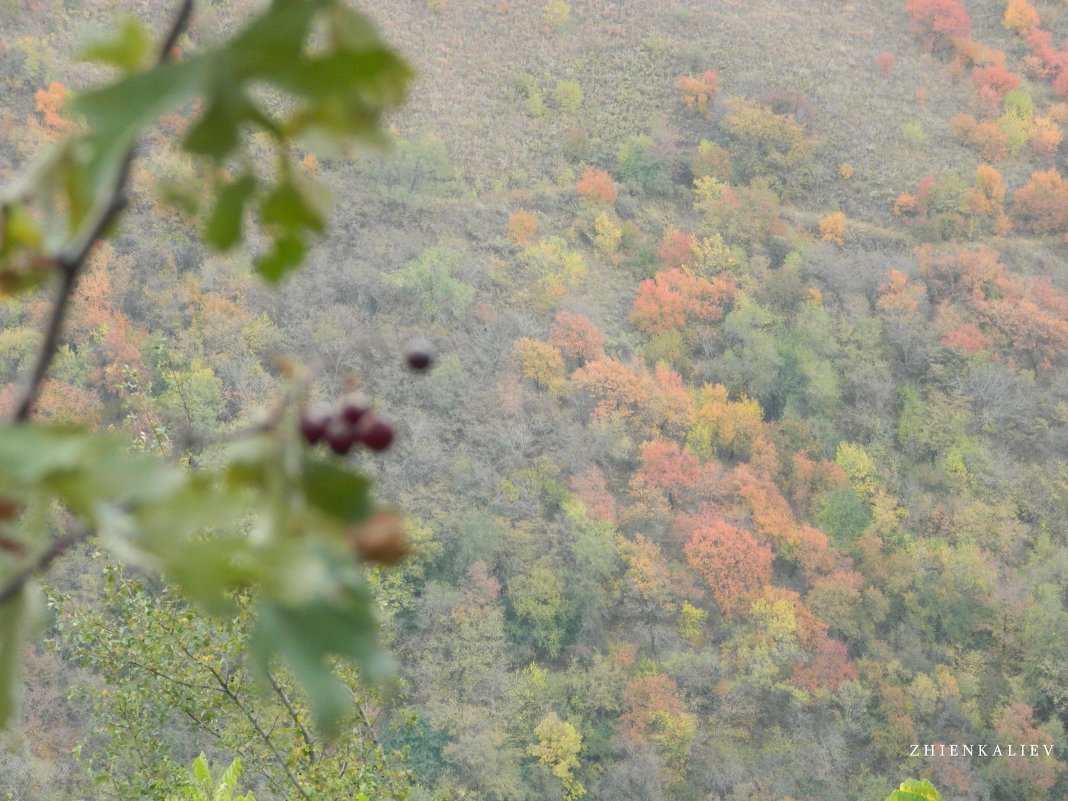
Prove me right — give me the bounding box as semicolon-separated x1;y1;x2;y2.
0;0;412;734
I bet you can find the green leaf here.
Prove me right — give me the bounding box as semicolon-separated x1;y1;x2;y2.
250;587;386;736
80;17;152;73
182;91;251;162
192;753;211;786
255;234;304;282
0;423;89;483
0;590;25;727
302;458;372;524
261;179;326;234
70;58;207;153
205;174;256;251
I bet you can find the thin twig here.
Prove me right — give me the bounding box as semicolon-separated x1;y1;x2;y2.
2;0;197;601
267;669;317;764
13;0;194;422
0;523;91;605
181;643;313;801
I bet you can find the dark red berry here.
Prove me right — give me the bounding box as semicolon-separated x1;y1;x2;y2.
404;337;434;371
324;416;360;455
356;415;394;452
299;403;334;445
339;393;371;425
0;499;21;521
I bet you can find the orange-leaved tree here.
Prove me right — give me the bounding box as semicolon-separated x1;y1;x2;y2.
684;518;773;612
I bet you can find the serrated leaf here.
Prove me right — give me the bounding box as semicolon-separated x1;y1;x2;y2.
80;17;152;74
302;458;372;524
205;173;255;251
71;58;208;186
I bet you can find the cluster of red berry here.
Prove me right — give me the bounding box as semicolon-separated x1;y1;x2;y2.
300;394;393;455
298;337;434;456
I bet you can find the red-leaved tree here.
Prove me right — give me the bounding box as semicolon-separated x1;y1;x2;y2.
549;311;604;362
684;519;773;612
630;268;735;335
904;0;971;53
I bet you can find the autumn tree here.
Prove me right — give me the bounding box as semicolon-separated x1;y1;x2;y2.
951;112;1010;161
1027;115;1062;161
518;236;589;304
508;209;540;246
904;0;971;53
971;64;1020;112
791;638;857;694
818;211;846;246
621;534;682;630
656;229;695;270
631;439;703;506
693;175;785;245
514;338;567;395
570;357;653;423
728;463;798;542
1012;169;1068;233
619;674;697;786
1004;0;1039;35
984;703;1064;795
683;518;773;612
33;81;72;134
970;164;1005;217
549;311;604;363
649;362;697;436
629;268;735;336
691;140;732;181
686;382;765;462
675;69;719;117
575;166;618;204
568;466;616;523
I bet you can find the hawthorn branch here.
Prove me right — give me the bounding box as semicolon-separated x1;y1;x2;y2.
12;0;194;423
0;522;92;605
184;644;314;801
267;668;317;764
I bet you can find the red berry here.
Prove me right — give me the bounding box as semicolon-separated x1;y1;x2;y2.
324;417;360;455
339;393;371;425
356;415;394;452
299;403;334;445
404;337;434;371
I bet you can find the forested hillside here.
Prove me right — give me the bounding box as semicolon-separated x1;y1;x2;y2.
3;0;1068;799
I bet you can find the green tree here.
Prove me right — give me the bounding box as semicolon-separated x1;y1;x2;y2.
386;247;474;322
616;136;670;195
56;569;413;800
